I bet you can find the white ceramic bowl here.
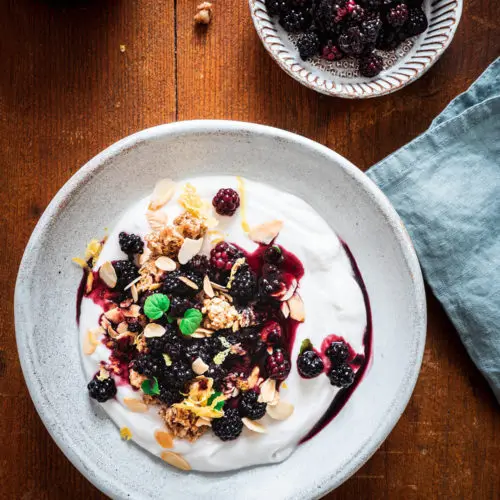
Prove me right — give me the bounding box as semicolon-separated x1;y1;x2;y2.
249;0;462;98
15;121;426;499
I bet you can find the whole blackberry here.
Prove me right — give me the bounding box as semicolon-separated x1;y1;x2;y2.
206;364;227;387
344;0;365;22
146;327;177;355
338;26;365;55
209;242;244;276
387;3;408;27
88;374;117;402
359;0;381;9
314;0;336;32
402;7;428;37
162;270;202;297
113;260;139;290
297;32;320;60
212;408;244;441
291;0;311;6
184;255;209;276
158;383;183;406
184;342;212;363
212;188;240;216
297;350;324;378
321;41;344;61
132;354;165;378
361;13;382;43
329;363;354;387
230;266;257;303
326;341;349;363
259;273;284;299
266;0;289;15
359;52;383;77
376;26;400;50
164;361;193;388
169;296;193;317
118;232;144;257
126;319;142;333
280;8;311;33
263;245;284;265
266;347;291;380
239;390;267;420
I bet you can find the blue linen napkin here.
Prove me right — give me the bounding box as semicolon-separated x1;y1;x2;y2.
366;58;500;402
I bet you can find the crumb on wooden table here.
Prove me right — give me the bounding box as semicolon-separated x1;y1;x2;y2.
194;2;213;25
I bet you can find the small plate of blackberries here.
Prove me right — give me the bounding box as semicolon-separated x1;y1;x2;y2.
249;0;462;98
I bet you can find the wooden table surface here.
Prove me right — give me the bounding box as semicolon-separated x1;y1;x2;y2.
1;0;499;498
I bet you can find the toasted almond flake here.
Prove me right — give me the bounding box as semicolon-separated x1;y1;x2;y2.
100;317;111;329
123;304;141;318
149;178;176;211
220;292;233;303
160;451;191;471
258;378;276;403
123;397;149;413
85;272;94;294
117;322;129;334
247;366;260;389
280;278;298;302
139;247;152;265
146;210;169;230
196;417;212;427
280;301;290;319
231;387;240;398
178;237;204;265
178;276;199;290
267;390;281;407
149;283;162;291
242;417;267;433
210;281;228;292
144;323;166;338
266;400;294;420
131;283;139;302
154;430;174;449
99;261;117;288
104;307;125;324
120;298;133;308
124;275;141;290
249;220;283;245
83;329;98;355
97;367;110;381
190;332;207;339
288;293;305;322
194;327;215;335
203;275;215;298
232;320;240;332
120;427;132;441
72;257;89;269
192;357;209;375
155;256;177;271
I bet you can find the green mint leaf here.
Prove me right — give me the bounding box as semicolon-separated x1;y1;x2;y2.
207;391;222;406
144;293;170;320
214;400;225;411
299;338;313;356
162;353;172;367
179;308;203;335
141;376;160;396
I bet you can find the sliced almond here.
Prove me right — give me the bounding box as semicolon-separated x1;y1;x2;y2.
288;293;305;322
178;237;204;265
83;329;98;355
139;247;152;265
280;301;290;319
194;327;215;335
154;430;174;449
192;357;209;375
99;261;117;288
242;417;266;433
117;321;129;334
249;220;283;245
155;256;177;272
131;283;139;303
144;323;166;338
178;276;199;290
104;307;125;324
85;272;94;294
148;178;176;211
123;304;141;318
258;378;276;403
211;281;228;292
232;320;240;332
203;275;215;298
160;451;191;471
124;275;141;290
123;397;149;413
120;298;133;308
190;332;207;338
107;324;119;339
196;417;212;427
146;210;169;230
267;390;281;407
266;400;294;421
247;366;260;389
280;278;298;302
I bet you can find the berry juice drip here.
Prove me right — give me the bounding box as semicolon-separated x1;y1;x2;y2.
300;241;372;444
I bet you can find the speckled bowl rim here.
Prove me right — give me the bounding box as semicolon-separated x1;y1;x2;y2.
15;120;426;499
249;0;463;98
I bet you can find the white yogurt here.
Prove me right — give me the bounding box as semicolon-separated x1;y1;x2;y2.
79;176;367;472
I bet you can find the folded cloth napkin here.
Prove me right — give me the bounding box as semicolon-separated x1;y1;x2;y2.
366;58;500;403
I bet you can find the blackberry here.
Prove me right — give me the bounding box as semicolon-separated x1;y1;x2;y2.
402;7;428;37
113;260;139;290
184;255;209;276
146;327;177;355
262;263;280;276
88;374;117;402
376;26;400;50
266;0;289;15
326;341;349;363
266;347;291;380
239;390;267;420
297;32;320;60
206;364;227;387
163;361;193;389
118;232;144;257
158;383;183;406
387;3;408;27
209;242;244;276
280;9;311;33
212;188;240;216
260;321;282;344
321;40;344;61
212;408;243;441
328;363;354;387
359;0;381;9
314;0;336;32
126;319;142;333
359;52;383;77
162;270;202;297
297;350;324;378
361;13;382;43
230;266;257;303
291;0;311;6
338;26;365;55
259;273;284;299
263;245;284;265
169;296;194;317
184;342;212;363
344;0;365;22
132;353;165;378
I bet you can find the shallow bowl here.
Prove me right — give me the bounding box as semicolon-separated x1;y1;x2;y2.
15;120;426;499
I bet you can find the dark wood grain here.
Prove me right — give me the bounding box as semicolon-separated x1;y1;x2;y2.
0;0;499;498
